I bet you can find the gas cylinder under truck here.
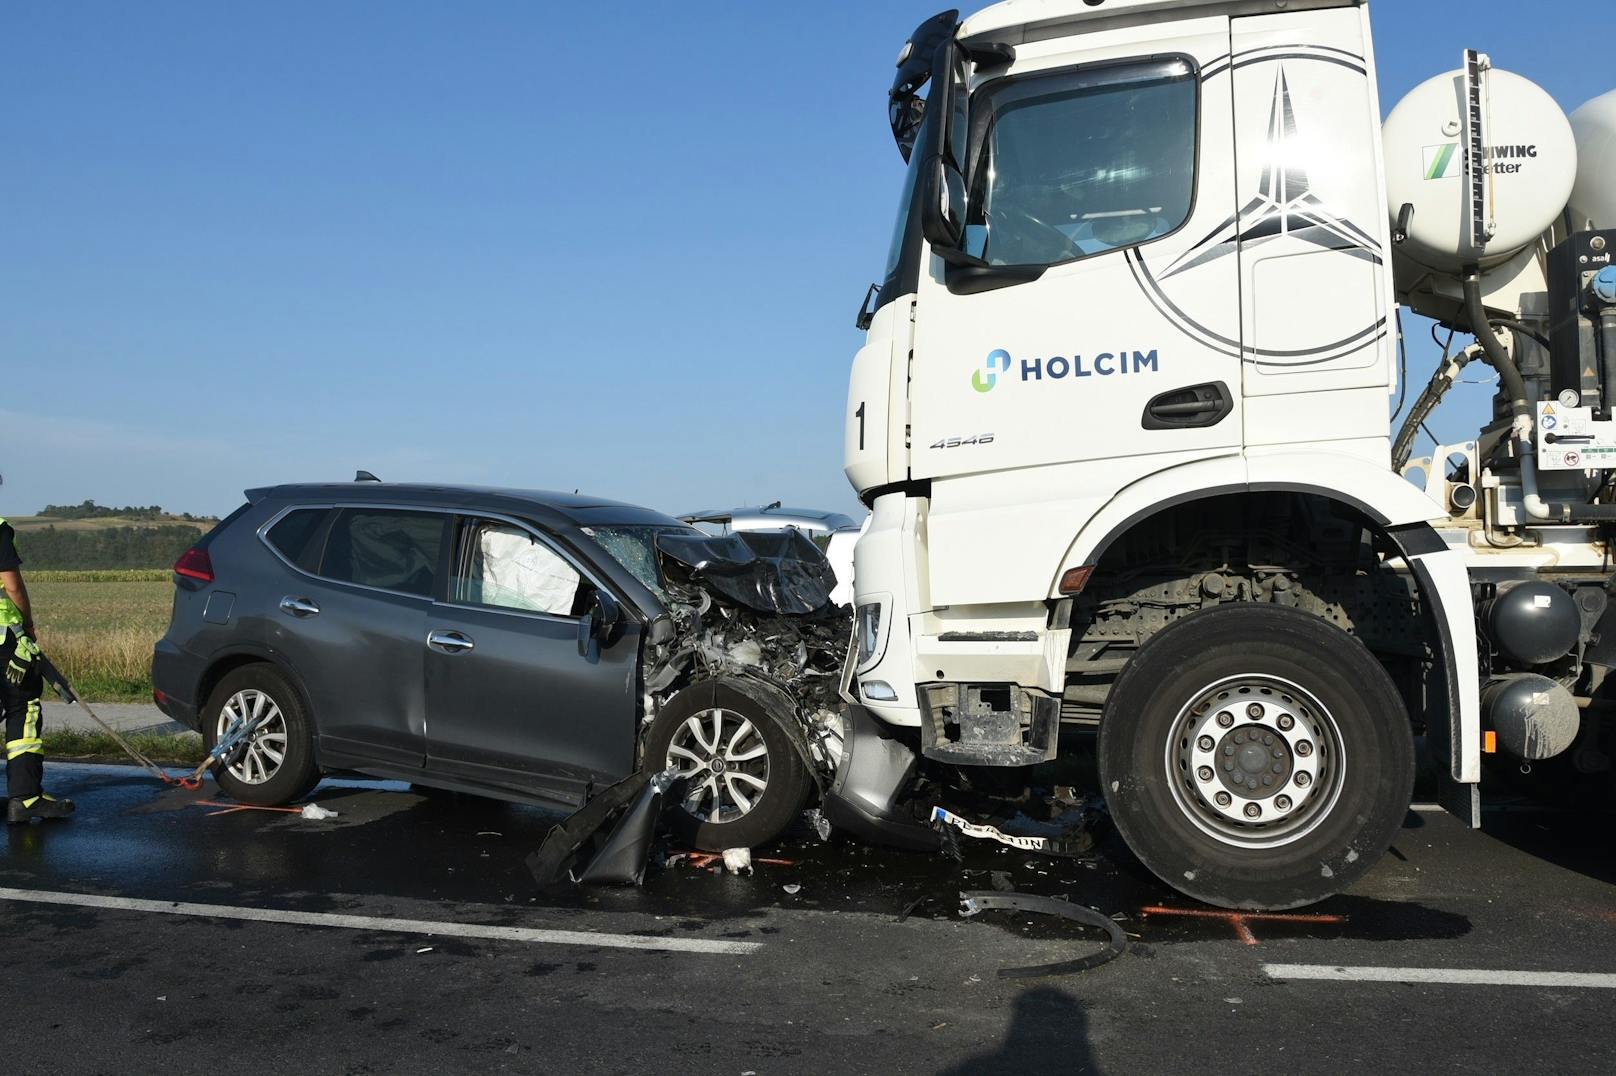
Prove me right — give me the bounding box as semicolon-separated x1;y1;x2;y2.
836;0;1616;909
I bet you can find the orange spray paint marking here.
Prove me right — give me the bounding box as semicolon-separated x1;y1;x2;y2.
195;800;307;816
1139;905;1347;946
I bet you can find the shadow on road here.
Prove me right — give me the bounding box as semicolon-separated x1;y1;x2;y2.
941;986;1100;1076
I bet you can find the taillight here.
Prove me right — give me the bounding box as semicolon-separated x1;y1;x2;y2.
174;547;214;583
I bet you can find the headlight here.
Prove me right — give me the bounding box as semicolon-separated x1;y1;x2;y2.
856;602;882;665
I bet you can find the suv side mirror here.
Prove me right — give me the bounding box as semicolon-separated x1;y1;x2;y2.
578;590;622;657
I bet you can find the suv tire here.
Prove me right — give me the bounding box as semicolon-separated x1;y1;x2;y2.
203;664;321;806
643;678;812;852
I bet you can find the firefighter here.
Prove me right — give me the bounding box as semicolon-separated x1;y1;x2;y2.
0;514;73;822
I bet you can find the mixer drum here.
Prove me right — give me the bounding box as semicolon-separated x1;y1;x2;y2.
1383;67;1577;276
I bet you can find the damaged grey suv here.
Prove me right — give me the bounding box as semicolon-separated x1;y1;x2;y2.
151;482;851;850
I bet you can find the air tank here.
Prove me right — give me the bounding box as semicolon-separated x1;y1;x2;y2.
1569;89;1616;231
1384;66;1577;275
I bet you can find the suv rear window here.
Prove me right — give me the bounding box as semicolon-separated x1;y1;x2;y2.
321;509;445;598
265;508;332;572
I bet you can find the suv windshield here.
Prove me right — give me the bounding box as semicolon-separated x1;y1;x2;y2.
964;58;1198;267
583;524;695;600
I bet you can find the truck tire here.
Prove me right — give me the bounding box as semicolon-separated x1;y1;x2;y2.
1099;604;1413;910
643;678;812;852
203;664;321;807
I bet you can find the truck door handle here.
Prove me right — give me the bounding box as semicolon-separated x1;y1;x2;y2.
1143;382;1234;430
279;596;321;618
427;630;475;654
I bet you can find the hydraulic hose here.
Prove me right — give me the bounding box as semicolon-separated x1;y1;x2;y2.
1489;319;1551;350
1462;271;1556;520
1392;347;1475;471
1462;271;1531;424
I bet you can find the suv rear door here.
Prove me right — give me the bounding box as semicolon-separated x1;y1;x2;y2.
265;506;447;771
422;516;640;806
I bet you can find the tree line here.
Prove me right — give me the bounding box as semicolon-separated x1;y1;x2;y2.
36;499;212;523
17;525;205;570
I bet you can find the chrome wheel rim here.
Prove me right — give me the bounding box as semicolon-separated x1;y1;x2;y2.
665;708;770;823
215;689;288;786
1164;674;1346;849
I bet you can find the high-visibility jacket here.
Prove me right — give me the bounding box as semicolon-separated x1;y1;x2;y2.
0;518;24;629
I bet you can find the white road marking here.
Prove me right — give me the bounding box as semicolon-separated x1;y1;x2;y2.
1265;964;1616;989
0;886;760;955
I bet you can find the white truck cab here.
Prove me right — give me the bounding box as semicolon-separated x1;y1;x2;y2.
838;0;1616;908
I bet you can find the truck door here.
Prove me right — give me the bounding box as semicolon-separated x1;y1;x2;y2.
1229;7;1396;445
907;16;1243;487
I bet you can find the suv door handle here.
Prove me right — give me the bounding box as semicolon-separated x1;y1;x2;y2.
427;630;475;654
1142;382;1234;430
279;596;321;618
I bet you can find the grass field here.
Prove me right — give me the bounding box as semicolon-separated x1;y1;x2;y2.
42;728;204;765
29;574;174;702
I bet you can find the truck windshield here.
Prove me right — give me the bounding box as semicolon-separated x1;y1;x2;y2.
964;58;1198;267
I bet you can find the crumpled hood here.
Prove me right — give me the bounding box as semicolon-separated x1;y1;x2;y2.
653;529;837;616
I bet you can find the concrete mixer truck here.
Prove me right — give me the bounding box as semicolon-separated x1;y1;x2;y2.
831;0;1616;909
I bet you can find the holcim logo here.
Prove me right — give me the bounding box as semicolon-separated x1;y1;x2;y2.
971;348;1161;392
972;349;1011;393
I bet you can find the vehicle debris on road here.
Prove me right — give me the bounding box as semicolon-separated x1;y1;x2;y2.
526;769;687;888
958;892;1129;978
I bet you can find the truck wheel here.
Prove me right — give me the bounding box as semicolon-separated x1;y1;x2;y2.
203;664;321;806
1099;604;1413;910
643;679;812;852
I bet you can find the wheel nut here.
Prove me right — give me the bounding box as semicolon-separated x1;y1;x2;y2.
1262;733;1274;746
1296;740;1313;757
1275;795;1293;811
1295;772;1312;788
1198;766;1213;781
1216;711;1234;728
1215;792;1232;807
1198;735;1215;751
1277;714;1294;731
1246;703;1263;719
1244;803;1261;819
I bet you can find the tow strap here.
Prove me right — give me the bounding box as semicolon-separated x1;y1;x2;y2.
37;653;236;791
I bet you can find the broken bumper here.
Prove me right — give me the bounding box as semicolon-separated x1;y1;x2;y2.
820;704;940;852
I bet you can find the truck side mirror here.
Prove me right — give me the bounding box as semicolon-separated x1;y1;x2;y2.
921;156;967;249
918;42;972;253
889;9;962;161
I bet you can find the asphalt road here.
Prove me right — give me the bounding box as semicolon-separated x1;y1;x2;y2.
4;763;1614;1075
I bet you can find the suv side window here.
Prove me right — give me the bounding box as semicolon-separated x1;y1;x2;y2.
265;508;334;573
454;520;584;617
322;509;446;598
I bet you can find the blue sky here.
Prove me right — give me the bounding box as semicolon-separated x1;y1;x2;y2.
3;1;1611;518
